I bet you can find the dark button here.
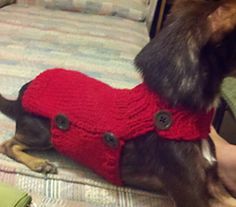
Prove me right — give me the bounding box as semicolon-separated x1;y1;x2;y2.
54;114;70;131
103;132;119;148
155;111;172;130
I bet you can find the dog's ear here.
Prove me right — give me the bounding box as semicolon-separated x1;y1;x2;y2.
208;0;236;42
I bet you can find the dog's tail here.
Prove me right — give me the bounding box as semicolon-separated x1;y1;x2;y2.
0;94;21;120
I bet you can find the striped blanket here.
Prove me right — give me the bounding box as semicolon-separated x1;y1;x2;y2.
0;3;174;207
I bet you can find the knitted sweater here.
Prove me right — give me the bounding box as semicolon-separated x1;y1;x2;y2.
22;68;214;185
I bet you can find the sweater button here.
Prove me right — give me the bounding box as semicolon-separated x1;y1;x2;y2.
103;132;119;148
54;114;70;131
155;111;172;130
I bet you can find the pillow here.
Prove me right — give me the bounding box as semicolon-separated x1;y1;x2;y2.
44;0;146;21
0;0;15;7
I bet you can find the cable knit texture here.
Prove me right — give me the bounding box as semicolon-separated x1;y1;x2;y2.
22;68;214;185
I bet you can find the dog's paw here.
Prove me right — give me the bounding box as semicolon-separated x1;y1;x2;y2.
28;159;57;174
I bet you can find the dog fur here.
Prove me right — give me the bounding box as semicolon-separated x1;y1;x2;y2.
1;0;236;206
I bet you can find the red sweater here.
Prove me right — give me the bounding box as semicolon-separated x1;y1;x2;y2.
22;68;214;185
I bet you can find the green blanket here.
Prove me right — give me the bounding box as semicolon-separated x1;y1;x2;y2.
0;183;31;207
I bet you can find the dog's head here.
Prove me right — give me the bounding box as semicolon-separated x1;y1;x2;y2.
135;0;236;111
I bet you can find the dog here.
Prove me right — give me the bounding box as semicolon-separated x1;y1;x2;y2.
0;0;236;206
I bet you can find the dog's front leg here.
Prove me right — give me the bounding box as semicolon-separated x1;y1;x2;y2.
156;142;211;207
121;135;211;207
159;168;209;207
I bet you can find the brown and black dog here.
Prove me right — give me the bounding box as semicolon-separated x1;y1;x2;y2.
1;0;236;206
